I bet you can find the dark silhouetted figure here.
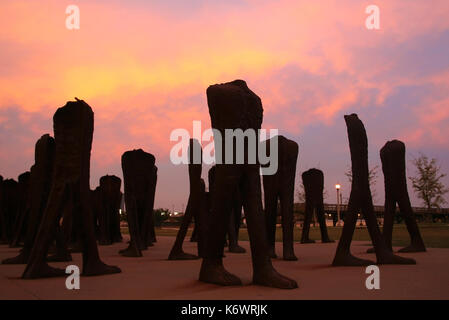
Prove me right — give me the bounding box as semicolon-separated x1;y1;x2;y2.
332;114;415;266
367;140;426;253
300;169;334;244
22;99;121;278
120;149;156;257
97;175;122;245
263;135;298;260
169;139;203;260
10;171;31;247
199;80;297;289
2;134;56;264
0;179;19;244
144;166;158;245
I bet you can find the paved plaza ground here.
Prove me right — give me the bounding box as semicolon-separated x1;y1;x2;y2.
1;235;448;300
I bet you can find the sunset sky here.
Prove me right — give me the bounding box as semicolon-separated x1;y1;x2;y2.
1;0;448;210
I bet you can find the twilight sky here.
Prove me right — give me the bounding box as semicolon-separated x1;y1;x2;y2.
1;0;448;210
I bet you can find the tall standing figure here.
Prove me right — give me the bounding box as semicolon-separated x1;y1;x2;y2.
263;135;299;260
300;168;334;244
120;149;157;257
332;114;415;266
97;175;123;245
367;140;426;253
199;80;297;289
23;99;121;278
2;134;56;264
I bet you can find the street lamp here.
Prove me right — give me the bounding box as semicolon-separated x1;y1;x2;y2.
335;184;342;226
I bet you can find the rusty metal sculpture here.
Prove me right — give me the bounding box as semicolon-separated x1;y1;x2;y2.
332;114;415;266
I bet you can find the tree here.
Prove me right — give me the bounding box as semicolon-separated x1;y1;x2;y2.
409;154;448;209
345;165;379;202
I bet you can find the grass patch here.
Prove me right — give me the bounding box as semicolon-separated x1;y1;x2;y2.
123;223;449;249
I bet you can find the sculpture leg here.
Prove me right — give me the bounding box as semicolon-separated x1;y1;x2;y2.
332;196;374;266
264;187;278;257
98;201;109;245
119;196;143;257
279;187;297;260
300;201;315;244
228;195;246;253
139;200;149;250
46;223;72;262
243;167;297;289
361;191;415;264
22;182;68;278
316;203;333;243
397;195;426;252
10;207;28;247
76;184;120;276
141;208;153;249
383;196;396;251
190;221;198;242
168;198;198;260
199;166;241;286
367;194;395;253
3;187;47;264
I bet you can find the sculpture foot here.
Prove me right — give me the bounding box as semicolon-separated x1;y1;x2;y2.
22;263;66;279
301;239;316;244
199;258;242;286
253;265;298;289
332;253;375;266
83;260;121;276
119;244;142;257
168;251;199;260
228;245;246;254
377;252;416;265
46;252;73;262
2;252;28;265
398;244;426;253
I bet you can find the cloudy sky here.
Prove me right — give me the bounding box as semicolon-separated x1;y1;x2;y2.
1;0;448;210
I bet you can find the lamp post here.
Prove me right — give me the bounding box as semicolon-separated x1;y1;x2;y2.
335;184;341;226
